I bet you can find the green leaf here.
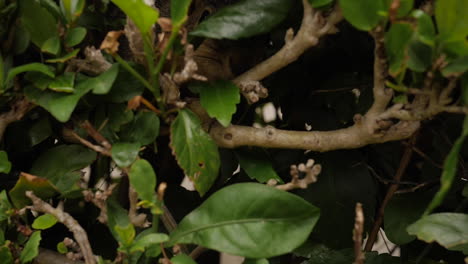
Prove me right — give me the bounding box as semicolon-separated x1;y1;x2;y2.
5;63;54;86
170;109;220;196
171;254;197;264
169;183;320;258
114;223;135;247
29;117;52;147
407;40;433;72
384;193;430;245
91;63;119;94
29;145;96;193
56;242;68;254
0;190;13;222
41;36;60;55
130;233;169;253
111;142;140;168
119;111;160;145
294;243;354;264
235;149;282;183
110;0;159;34
412;10;436;46
308;0;333;8
32;214;57;230
9;173;57;208
339;0;385;31
0;245;13;264
435;0;468;42
48;72;75;93
20;231;41;264
424;116;468;215
107;199;133;246
65;27;87;47
0;151;11;174
408;213;468;254
385;22;414;76
191;0;292;39
396;0;414;18
171;0;191;28
60;0;85;23
196;80;240;127
441;56;468;76
25;75;95;122
129;159;156;201
20;0;58;48
244;259;269;264
46;48;80;63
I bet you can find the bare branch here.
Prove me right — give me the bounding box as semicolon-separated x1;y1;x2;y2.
234;0;342;84
26;191;96;264
0;98;31;141
269;159;321;191
82;184;117;224
70;130;111;157
353;203;365;264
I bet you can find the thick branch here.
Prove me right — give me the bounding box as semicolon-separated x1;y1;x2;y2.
209;119;419;151
233;0;342;84
26;191;96;264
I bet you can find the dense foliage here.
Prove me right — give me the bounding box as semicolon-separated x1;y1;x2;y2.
0;0;467;263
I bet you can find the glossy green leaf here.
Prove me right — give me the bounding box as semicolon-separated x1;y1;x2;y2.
111;142;140;168
385;22;414;76
408;213;468;254
235;149;282;183
129;159;156;201
20;231;41;264
191;0;292;39
46;48;80;63
171;254;197;264
39;0;62;21
197;80;240;127
424;116;468;215
130;233;169;253
20;0;58;48
441;56;468;76
384;193;430;245
65;27;87;47
29;144;96;193
107;199;132;243
244;259;268;264
171;0;191;28
9;173;57;208
60;0;85;23
5;63;54;85
25;75;95;122
25;71;54;90
339;0;385;31
119;111;160;145
170;109;220;196
435;0;468;42
41;36;60;55
0;151;11;174
443;40;468;57
0;245;13;264
412;10;436;46
169;183;320;258
111;0;159;34
91;63;119;94
308;0;333;8
48;72;75;93
32;214;57;230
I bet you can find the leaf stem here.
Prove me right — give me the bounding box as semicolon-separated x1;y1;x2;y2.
113;54;154;93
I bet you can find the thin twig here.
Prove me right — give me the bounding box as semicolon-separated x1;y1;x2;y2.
26;191;96;264
189;246;207;260
70;131;111;157
0;98;31;141
364;133;418;251
353;203;365;264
